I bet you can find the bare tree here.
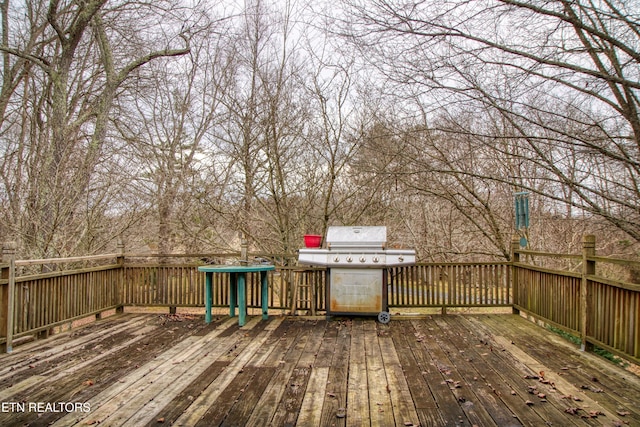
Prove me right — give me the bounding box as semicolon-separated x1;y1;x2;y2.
339;0;640;242
113;14;234;255
0;0;190;258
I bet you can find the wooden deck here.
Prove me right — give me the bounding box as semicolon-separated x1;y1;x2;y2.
0;312;638;427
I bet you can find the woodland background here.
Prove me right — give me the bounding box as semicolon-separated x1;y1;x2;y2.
0;0;638;267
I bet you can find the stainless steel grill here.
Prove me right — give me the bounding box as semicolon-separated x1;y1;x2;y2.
298;226;416;322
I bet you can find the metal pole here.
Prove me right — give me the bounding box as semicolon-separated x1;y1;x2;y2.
581;235;596;352
116;239;125;314
2;242;17;353
240;233;248;265
511;235;520;315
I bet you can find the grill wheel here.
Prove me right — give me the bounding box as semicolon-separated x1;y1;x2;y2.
377;311;391;324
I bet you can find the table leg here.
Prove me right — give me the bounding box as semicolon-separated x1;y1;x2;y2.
238;273;246;326
261;271;269;320
229;272;237;318
205;272;212;324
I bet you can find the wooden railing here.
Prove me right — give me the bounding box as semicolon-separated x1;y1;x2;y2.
513;235;640;364
121;263;327;313
387;263;511;309
1;237;638;365
0;245;124;352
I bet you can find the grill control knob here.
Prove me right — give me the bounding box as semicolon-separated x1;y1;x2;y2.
359;256;366;263
398;256;404;262
373;256;379;263
333;256;340;263
346;256;353;262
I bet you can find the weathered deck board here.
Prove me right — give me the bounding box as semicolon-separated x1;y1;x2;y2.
346;318;370;426
0;312;638;426
389;321;445;426
471;314;640;426
439;315;565;427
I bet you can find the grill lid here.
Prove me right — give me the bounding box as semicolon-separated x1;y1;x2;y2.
326;226;386;249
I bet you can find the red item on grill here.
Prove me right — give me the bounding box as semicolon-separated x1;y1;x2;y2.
303;234;322;248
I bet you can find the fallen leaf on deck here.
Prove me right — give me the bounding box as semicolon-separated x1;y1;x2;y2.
157;417;165;423
617;410;630;416
565;407;580;415
83;379;94;386
580;384;604;393
560;394;581;401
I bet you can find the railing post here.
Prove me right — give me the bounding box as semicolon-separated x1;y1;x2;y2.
511;235;520;315
581;235;596;352
116;239;125;314
1;242;17;353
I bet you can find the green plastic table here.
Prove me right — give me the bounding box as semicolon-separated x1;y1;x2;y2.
198;265;275;326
